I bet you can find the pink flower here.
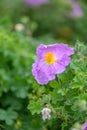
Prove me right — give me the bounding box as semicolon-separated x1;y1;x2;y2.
24;0;48;6
70;1;83;18
32;43;74;85
82;123;87;130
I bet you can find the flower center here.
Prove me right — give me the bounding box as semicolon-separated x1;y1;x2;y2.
44;52;56;65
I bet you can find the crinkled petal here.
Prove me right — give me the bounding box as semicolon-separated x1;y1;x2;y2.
36;43;74;60
52;62;66;74
52;55;70;74
59;55;71;66
32;59;55;85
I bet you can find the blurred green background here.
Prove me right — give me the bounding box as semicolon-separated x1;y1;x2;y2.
0;0;87;130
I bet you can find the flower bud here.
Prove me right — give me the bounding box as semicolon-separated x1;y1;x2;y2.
41;108;51;121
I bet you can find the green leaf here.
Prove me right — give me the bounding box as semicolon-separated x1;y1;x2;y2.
28;100;42;115
0;109;6;120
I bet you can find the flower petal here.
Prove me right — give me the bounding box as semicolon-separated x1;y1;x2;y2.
32;59;55;84
32;43;74;84
37;43;74;60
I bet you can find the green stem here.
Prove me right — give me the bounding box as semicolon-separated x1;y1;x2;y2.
55;75;61;84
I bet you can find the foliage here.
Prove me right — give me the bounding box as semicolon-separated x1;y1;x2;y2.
28;41;87;130
0;23;40;130
0;0;87;130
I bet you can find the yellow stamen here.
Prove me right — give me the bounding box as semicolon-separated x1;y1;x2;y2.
44;52;56;65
